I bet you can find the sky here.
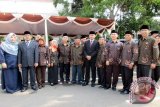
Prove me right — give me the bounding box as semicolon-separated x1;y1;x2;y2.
0;0;59;15
0;0;75;15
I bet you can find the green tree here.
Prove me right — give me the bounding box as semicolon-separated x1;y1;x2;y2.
117;0;160;38
53;0;160;38
53;0;127;19
0;36;4;42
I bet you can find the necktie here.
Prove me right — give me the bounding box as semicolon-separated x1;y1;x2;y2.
26;41;29;47
90;40;93;47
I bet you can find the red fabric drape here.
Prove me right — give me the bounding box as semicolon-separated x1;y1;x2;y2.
22;14;43;22
0;13;15;21
74;17;92;24
49;16;69;23
97;19;114;26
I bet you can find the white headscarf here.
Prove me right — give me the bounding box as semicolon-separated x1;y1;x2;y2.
1;33;18;56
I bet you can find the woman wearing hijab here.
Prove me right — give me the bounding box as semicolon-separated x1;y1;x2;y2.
48;40;59;86
0;33;22;93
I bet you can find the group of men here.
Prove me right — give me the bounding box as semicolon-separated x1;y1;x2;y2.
17;25;160;95
80;25;160;95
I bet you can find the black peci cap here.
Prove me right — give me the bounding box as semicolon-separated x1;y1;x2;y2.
63;33;68;36
151;31;159;35
111;30;118;34
24;31;31;35
89;31;96;35
140;25;149;30
125;31;133;35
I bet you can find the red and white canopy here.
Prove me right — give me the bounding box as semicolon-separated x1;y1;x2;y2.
0;13;115;35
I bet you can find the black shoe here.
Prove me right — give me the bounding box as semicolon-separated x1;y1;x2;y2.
71;81;76;84
66;80;70;83
112;87;116;91
66;81;71;84
54;83;58;85
91;83;95;87
32;86;38;91
99;85;104;88
82;82;88;86
104;86;111;90
77;82;82;85
121;90;129;94
119;89;125;93
50;83;54;86
21;87;28;92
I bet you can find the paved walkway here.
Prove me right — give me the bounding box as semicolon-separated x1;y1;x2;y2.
0;68;160;107
0;80;160;107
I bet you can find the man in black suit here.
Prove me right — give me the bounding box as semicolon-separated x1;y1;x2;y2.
82;31;99;87
18;31;39;92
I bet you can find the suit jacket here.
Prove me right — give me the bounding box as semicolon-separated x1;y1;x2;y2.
83;40;99;61
18;40;39;67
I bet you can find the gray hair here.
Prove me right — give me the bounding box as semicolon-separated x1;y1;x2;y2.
52;39;58;46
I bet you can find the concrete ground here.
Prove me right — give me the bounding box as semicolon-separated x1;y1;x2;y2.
0;69;160;107
0;80;160;107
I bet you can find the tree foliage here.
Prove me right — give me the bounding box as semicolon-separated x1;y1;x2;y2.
53;0;160;38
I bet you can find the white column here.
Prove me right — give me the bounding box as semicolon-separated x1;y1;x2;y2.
44;18;49;46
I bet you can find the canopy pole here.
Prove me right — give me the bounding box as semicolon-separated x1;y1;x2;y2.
44;18;49;46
